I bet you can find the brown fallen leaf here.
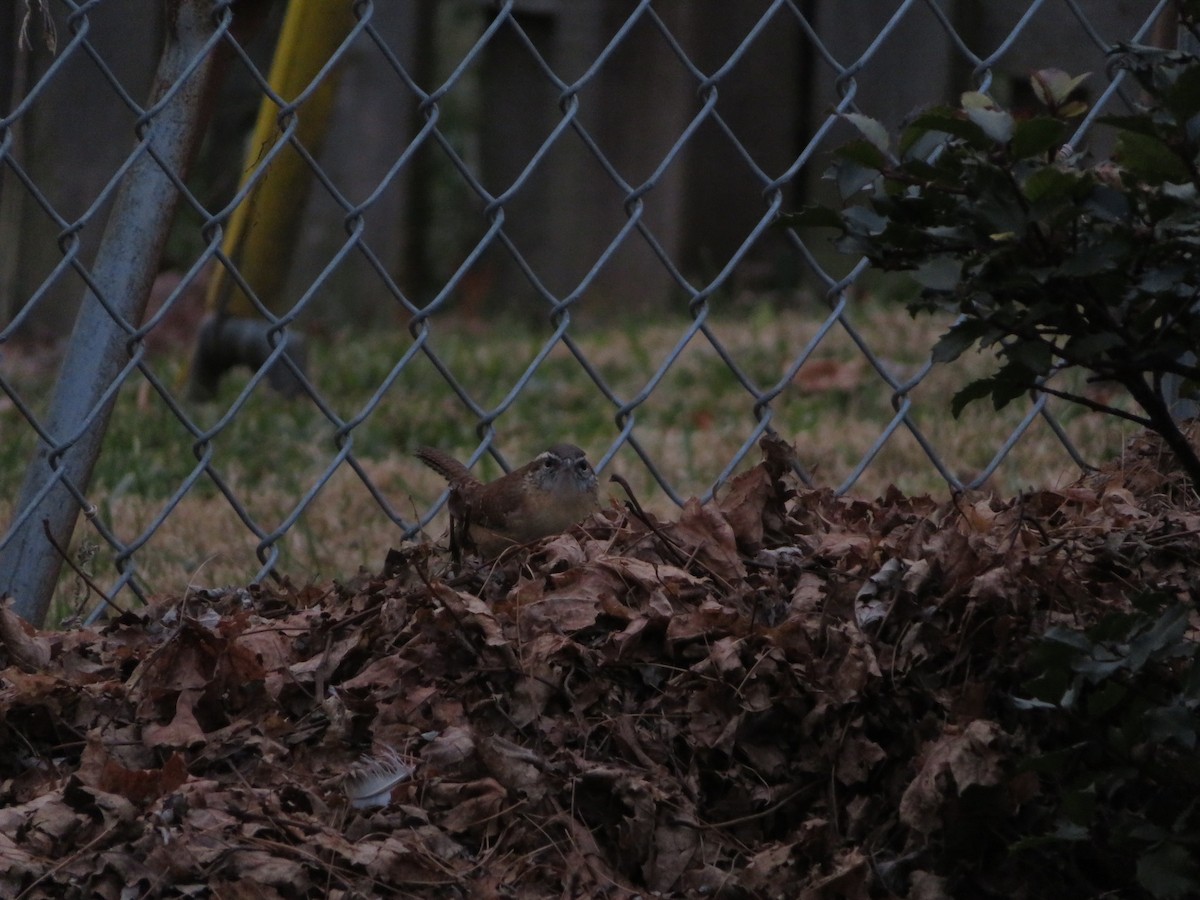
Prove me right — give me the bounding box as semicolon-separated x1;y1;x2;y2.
792;356;865;392
900;719;1006;835
0;598;51;671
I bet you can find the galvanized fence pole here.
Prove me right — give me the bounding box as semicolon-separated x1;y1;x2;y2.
0;0;221;625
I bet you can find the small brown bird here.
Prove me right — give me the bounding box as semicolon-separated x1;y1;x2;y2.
416;443;600;558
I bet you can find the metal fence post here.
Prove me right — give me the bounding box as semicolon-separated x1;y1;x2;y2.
0;0;220;625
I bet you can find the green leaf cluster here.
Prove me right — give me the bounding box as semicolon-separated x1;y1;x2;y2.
782;50;1200;483
1015;598;1200;899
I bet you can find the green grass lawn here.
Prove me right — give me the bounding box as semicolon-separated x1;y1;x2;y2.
0;293;1139;621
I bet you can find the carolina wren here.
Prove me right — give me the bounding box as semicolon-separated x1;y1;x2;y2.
416;443;600;558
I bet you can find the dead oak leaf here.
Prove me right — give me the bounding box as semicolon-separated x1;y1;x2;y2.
595;556;706;598
741;842;798;894
910;870;953;900
668;498;747;583
792;357;865;392
814;529;873;564
958;497;999;534
689;636;746;680
360;834;454;885
2;792;82;857
531;534;589;571
284;631;362;685
835;734;887;786
78;733;189;806
228;849;308;892
422;724;475;771
968;565;1022;604
476;733;547;802
720;463;772;530
572;764;661;876
800;847;871;900
648;816;700;893
831;629;882;704
686;683;742;752
715;434;801;549
143;687;207;749
0;598;51;671
227;620;292;681
338;652;418;691
899;719;1006;835
0;830;38;887
435;777;507;836
508;557;704;634
507;568;610;633
665;599;740;649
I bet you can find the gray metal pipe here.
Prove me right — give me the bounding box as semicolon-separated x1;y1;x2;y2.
0;0;219;625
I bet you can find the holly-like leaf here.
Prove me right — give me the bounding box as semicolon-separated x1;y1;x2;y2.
965;105;1015;144
1057;100;1089;119
1126;603;1190;672
1083;184;1130;222
1098;113;1164;138
1006;339;1054;376
900;126;951;161
1063;331;1123;361
1022;166;1082;206
988;362;1036;409
931;318;990;363
1116;132;1191;184
830;140;889;197
907;108;990;148
1058;236;1129;277
1163;62;1200;121
959;91;1016;143
961;90;999;110
1011;117;1068;159
1137;843;1200;899
841;112;891;154
842;203;888;234
950;377;996;417
835;137;888;170
1031;69;1091;108
912;256;961;292
952;364;1034;417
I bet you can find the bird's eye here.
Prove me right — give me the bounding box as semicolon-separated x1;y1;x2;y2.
543;457;555;469
577;460;589;472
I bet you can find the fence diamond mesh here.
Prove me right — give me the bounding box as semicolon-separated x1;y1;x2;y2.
0;0;1176;623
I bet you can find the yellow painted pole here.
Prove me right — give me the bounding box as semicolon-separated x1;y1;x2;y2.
190;0;355;398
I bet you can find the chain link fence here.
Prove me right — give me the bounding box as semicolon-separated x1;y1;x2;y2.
0;0;1175;623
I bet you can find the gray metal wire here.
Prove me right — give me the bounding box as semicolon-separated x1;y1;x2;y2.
0;0;1171;621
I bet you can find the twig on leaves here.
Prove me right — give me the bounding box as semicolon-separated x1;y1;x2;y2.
42;518;128;619
608;473;737;591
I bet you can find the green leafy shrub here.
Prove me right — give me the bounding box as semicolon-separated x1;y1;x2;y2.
784;45;1200;484
1014;598;1200;899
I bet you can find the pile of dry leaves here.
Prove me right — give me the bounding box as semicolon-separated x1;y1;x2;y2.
2;434;1198;898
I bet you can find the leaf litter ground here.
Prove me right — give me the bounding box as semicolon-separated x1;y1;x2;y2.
1;433;1198;898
